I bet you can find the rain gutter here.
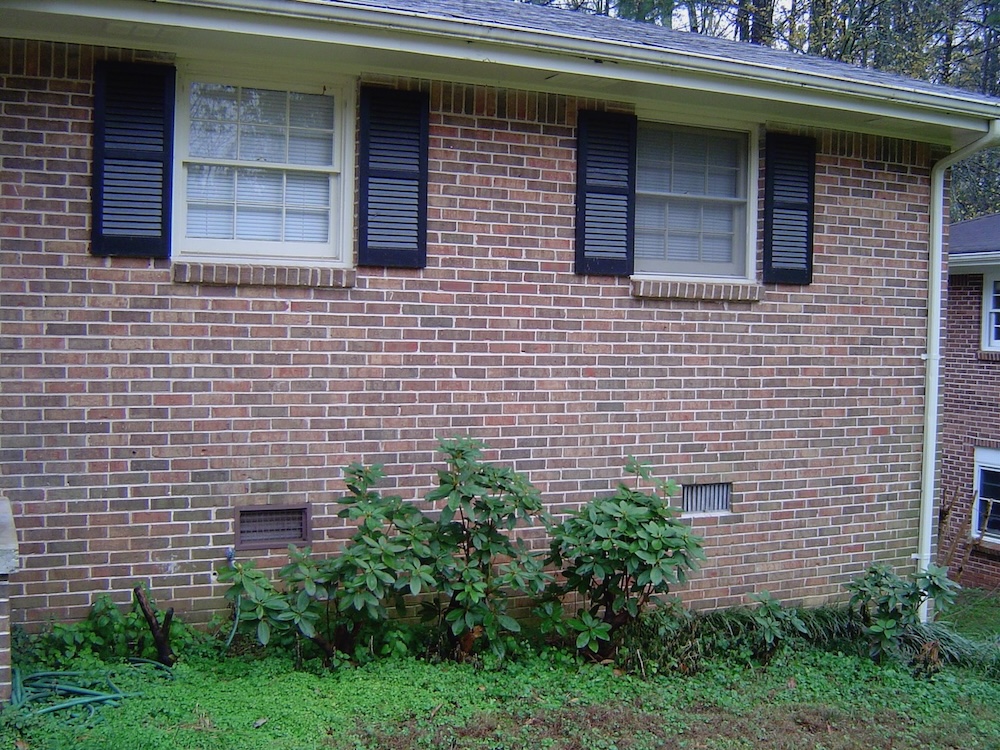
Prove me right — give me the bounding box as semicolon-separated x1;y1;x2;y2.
917;118;1000;618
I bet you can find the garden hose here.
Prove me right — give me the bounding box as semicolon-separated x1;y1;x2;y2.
9;662;167;717
225;595;242;650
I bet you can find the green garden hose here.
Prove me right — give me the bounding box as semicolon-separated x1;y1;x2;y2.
9;662;166;717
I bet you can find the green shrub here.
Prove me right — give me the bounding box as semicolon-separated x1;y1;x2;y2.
218;438;551;662
747;591;808;662
544;458;704;656
617;594;813;676
846;563;960;663
15;591;199;671
419;438;551;658
217;463;435;664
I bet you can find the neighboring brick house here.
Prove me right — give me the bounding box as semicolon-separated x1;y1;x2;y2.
3;0;1000;672
940;214;1000;587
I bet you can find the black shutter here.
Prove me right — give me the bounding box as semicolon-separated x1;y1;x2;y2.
92;61;175;258
575;110;636;276
763;134;816;284
358;87;429;268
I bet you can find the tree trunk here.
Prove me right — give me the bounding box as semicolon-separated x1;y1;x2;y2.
133;586;177;666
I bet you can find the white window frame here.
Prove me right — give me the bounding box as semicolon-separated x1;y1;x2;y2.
982;270;1000;352
973;446;1000;543
172;62;356;268
632;118;757;283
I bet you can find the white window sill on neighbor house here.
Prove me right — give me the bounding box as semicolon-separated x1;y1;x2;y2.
172;262;356;290
630;277;763;302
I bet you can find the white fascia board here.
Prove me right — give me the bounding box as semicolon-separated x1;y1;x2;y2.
6;0;1000;138
949;252;1000;271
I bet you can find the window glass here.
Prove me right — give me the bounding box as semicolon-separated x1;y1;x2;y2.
975;447;1000;540
986;274;1000;350
183;81;336;252
635;123;747;277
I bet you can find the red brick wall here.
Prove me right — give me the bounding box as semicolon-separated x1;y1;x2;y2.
941;273;1000;587
1;38;935;627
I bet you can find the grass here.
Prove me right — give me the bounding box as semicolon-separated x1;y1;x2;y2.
941;586;1000;639
4;593;1000;750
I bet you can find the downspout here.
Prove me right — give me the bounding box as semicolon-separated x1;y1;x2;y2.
917;119;1000;618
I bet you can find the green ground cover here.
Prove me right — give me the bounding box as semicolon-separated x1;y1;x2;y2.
4;623;1000;750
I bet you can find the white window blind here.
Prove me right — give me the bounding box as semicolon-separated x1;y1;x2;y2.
635;124;747;277
185;84;335;245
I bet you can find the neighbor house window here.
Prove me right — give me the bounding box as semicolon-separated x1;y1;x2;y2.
973;447;1000;542
635;124;747;278
983;270;1000;351
174;72;353;267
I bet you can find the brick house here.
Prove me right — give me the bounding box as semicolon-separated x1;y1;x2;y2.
940;214;1000;587
3;0;1000;695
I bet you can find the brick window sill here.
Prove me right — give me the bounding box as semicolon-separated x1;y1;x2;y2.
631;278;763;302
977;350;1000;363
972;536;1000;556
173;262;355;289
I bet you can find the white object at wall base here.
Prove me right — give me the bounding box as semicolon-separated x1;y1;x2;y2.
0;496;19;575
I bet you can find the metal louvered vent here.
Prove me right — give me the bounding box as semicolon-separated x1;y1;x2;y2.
681;483;732;514
236;505;310;550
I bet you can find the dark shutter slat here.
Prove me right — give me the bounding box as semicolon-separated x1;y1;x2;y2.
763;134;815;284
359;87;428;268
92;61;175;258
576;111;636;276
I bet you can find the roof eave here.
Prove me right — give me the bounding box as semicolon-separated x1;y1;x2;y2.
6;0;1000;140
175;0;1000;127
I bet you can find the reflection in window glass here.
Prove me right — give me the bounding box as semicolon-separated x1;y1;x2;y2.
186;83;334;244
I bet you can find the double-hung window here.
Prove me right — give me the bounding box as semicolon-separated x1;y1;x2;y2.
92;64;429;271
974;447;1000;542
635;124;748;278
575;111;815;284
175;70;353;267
983;270;1000;351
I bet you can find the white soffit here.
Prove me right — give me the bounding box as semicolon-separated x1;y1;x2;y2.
3;0;999;145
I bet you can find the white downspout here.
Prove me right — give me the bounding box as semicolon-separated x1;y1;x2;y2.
917;119;1000;619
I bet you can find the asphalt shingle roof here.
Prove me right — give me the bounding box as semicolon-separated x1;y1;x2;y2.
951;214;1000;254
332;0;998;105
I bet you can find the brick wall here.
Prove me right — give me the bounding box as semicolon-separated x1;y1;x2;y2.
941;273;1000;587
1;38;935;628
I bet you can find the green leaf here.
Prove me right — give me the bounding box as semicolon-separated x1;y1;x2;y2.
497;614;521;632
257;619;271;646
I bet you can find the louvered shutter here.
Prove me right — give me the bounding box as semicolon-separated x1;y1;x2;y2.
358;87;429;268
763;134;816;284
575;111;636;276
92;62;175;258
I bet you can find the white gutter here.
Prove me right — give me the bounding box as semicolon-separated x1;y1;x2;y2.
917;118;1000;618
949;251;1000;269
